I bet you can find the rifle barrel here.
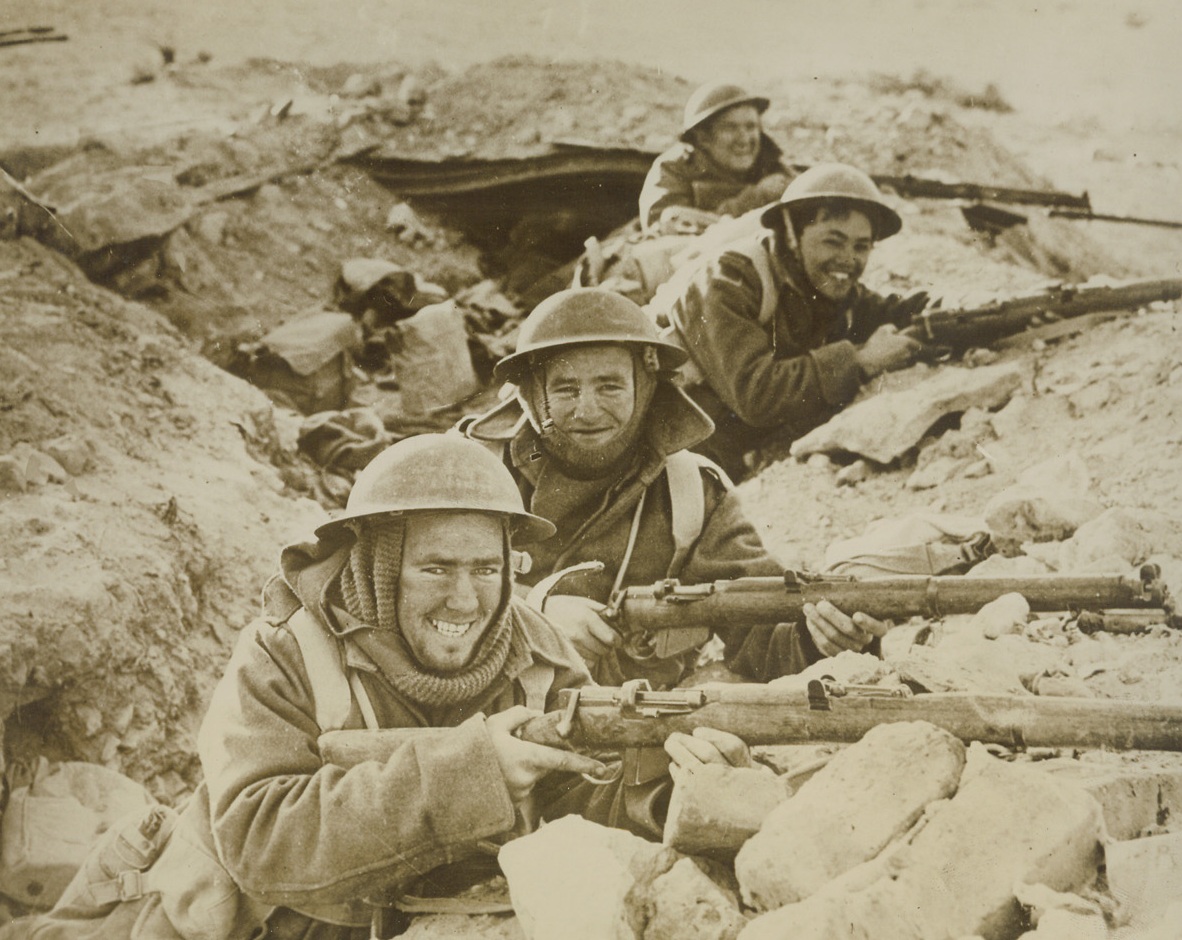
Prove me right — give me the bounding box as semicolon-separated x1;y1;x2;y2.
914;277;1182;348
521;688;1182;753
317;687;1182;767
618;572;1168;634
1048;208;1182;230
786;166;1091;210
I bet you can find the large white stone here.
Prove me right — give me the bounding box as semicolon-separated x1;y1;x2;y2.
790;363;1026;464
1034;755;1182;841
499;816;664;940
637;857;748;940
1107;832;1182;929
739;747;1105;940
735;721;965;911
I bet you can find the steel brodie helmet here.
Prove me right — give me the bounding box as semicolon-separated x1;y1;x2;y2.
761;162;903;240
681;81;770;142
492;288;687;385
315;433;555;542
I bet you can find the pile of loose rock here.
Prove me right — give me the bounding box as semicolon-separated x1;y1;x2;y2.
490;721;1181;939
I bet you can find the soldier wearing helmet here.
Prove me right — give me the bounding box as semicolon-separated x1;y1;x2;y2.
13;435;756;939
638;80;795;235
651;162;931;483
460;288;875;690
148;435;625;937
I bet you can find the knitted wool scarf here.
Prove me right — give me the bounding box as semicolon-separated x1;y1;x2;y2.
338;516;513;708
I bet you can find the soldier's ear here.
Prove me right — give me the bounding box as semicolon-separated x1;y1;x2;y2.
642;346;661;373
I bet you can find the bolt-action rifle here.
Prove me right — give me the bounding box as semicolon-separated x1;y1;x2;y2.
319;677;1182;765
593;565;1175;661
785;165;1092;210
906;276;1182;352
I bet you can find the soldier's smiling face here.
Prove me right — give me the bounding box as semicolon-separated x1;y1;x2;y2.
797;207;874;302
540;344;639;465
695;103;763;175
396;512;505;673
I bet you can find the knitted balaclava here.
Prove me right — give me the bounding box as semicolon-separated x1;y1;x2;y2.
338;514;514;707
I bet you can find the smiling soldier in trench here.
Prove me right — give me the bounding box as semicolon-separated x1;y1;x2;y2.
6;434;766;940
639;80;796;236
649;162;933;483
459;288;887;691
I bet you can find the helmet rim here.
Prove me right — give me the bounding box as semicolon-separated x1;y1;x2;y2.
681;82;771;141
493;288;688;385
314;434;556;543
760;163;903;240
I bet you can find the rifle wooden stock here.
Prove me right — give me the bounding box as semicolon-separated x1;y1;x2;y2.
319;684;1182;765
909;276;1182;350
611;569;1172;639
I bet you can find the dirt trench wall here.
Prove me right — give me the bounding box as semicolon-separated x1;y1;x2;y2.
0;237;324;798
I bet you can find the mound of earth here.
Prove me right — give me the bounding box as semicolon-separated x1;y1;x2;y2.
0;237;324;799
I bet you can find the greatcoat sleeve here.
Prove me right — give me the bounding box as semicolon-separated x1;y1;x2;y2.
676;250;866;431
198;619;518;908
639;146;699;233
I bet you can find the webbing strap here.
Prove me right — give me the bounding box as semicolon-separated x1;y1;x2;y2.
348;671;379;731
748;237;780;329
288;608;377;732
517;664;555;711
611;489;648;595
663;450;706;578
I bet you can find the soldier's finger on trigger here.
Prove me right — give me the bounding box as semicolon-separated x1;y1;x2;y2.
693;727;748;766
586;613;619;646
555;750;609;780
816;600;858;638
854;612;890;637
663;732;706;768
520;739;601;780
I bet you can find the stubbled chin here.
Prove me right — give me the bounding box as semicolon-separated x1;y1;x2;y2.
546;431;633;475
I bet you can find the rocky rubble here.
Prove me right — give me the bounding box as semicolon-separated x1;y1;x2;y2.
489;733;1182;940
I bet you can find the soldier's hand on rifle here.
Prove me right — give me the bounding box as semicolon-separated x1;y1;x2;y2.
665;727;752;781
803;600;890;658
855;324;926;379
540;594;620;664
658;206;720;236
885;290;931;323
487;706;610;803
